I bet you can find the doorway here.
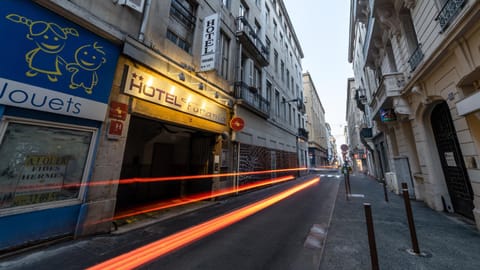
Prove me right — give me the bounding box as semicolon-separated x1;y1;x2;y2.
431;101;474;219
115;116;215;213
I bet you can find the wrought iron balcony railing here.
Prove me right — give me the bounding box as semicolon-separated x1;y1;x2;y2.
170;0;196;30
298;128;309;141
435;0;467;32
408;44;424;72
234;81;270;117
236;16;270;66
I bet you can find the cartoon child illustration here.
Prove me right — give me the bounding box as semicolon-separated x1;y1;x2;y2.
6;14;79;82
66;42;107;94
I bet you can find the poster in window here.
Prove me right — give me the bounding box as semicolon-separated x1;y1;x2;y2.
0;122;92;209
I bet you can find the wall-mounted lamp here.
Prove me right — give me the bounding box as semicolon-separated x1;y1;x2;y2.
188;82;204;90
169;72;185;81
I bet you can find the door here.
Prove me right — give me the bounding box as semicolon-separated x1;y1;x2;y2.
431;102;474;219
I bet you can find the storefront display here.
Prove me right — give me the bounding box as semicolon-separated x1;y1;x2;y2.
0;120;94;210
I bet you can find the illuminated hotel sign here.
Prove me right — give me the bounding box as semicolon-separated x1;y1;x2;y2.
122;65;227;125
200;13;220;72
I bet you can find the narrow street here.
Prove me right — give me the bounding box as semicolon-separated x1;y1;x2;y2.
0;171;342;270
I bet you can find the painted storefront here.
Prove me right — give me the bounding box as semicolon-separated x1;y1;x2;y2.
0;0;119;251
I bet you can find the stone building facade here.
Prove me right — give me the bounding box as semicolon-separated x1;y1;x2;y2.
349;0;480;229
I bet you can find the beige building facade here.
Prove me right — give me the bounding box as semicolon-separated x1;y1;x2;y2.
349;0;480;229
303;72;328;168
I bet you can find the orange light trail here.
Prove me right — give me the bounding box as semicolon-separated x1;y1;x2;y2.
92;167;308;186
90;175;295;225
10;168;308;193
87;177;319;270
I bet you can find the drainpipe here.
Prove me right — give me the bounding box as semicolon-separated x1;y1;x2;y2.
138;0;152;42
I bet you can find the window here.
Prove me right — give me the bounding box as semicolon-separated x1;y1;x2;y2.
170;0;196;29
275;90;280;117
293;108;296;127
286;69;290;89
400;9;419;54
288;103;292;124
239;1;249;18
0;120;95;211
219;32;230;79
280;60;285;82
265;5;270;26
221;0;230;9
385;41;397;72
253;65;261;90
265;36;271;56
267;80;273;113
282;97;287;119
168;0;196;53
274;50;279;73
273;20;278;39
167;29;191;53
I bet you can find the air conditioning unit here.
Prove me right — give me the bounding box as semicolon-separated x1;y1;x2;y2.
115;0;145;13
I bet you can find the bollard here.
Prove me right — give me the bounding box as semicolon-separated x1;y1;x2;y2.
364;203;379;270
344;173;350;201
402;182;420;254
346;171;352;197
382;178;389;202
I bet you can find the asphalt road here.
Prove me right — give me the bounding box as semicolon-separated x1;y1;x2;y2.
0;171;342;270
142;172;341;270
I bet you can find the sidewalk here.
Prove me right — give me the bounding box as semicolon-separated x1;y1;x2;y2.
319;173;480;270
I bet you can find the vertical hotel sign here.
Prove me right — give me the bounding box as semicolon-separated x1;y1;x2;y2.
200;13;220;72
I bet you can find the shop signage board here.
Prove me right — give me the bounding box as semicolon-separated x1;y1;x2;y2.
0;0;120;121
122;65;227;125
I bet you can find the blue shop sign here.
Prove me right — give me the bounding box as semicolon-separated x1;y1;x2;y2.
0;0;120;121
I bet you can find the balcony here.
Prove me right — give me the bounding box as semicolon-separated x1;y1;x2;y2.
369;72;405;121
355;88;367;112
236;16;270;67
408;44;424;72
234;81;270;118
170;0;196;30
297;100;306;114
298;128;309;141
435;0;467;32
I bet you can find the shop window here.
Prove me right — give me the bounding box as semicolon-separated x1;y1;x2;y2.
0;120;94;211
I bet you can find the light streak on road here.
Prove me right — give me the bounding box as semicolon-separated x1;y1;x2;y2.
94;167;308;185
90;175;296;225
9;168;308;193
87;177;320;270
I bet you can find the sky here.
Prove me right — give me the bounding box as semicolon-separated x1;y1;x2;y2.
283;0;353;146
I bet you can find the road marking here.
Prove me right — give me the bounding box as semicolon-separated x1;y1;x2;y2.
348;194;365;198
304;224;327;249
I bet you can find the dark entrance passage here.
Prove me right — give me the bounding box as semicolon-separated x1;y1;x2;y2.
431;101;474;219
115;116;215;213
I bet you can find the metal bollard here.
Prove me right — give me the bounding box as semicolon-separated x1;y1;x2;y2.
344;173;350;201
402;182;420;254
364;203;379;270
382;178;389;202
346;172;352;197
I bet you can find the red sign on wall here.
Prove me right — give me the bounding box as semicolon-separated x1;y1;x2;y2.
230;117;245;132
108;120;124;137
109;101;128;120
